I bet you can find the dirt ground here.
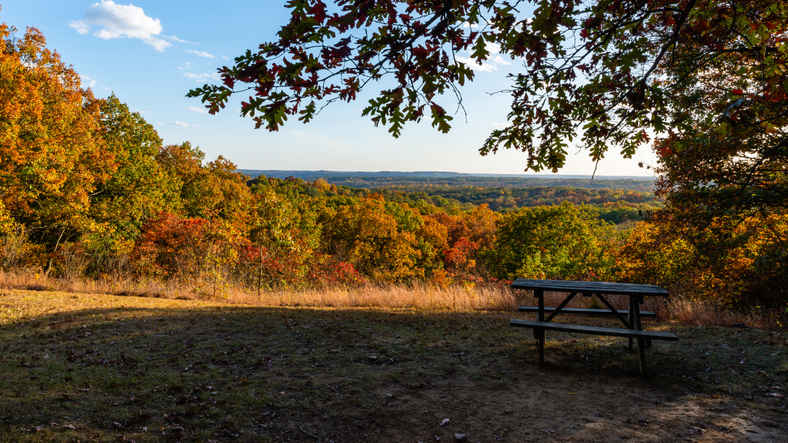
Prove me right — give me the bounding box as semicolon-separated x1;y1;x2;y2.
258;368;785;443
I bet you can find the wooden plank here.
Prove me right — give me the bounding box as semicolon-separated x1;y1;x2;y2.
509;320;679;341
518;307;657;318
511;279;669;297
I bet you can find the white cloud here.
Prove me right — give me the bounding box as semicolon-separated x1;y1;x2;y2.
187;106;209;114
491;122;512;129
182;71;220;83
456;42;510;72
81;75;97;88
71;20;90;35
70;1;171;52
185;49;214;58
174;121;189;127
167;35;189;43
456;55;497;72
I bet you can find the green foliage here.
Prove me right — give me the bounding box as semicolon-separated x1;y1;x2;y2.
86;95;180;274
245;180;321;290
492;202;618;281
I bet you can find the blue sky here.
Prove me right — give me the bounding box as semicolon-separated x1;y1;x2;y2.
3;1;658;176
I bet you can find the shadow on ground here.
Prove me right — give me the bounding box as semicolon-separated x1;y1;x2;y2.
0;290;785;442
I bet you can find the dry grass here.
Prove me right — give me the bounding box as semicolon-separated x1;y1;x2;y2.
234;283;519;311
0;271;518;311
666;296;785;329
0;270;780;329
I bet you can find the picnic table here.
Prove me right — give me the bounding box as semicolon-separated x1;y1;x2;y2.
509;279;678;374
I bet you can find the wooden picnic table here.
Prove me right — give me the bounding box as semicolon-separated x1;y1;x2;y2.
509;279;678;374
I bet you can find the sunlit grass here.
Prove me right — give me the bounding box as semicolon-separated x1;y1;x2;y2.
0;270;780;329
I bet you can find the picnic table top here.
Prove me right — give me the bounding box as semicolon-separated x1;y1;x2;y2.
510;279;669;297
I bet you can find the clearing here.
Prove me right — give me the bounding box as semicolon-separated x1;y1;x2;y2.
0;289;785;442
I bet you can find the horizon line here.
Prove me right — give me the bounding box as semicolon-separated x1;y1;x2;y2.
238;169;656;180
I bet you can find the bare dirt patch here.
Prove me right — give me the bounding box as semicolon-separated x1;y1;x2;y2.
0;289;785;442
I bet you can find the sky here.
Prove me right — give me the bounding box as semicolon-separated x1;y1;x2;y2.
3;1;659;177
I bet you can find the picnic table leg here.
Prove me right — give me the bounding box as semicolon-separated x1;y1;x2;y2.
536;289;545;364
633;295;652;348
637;337;646;375
627;297;635;350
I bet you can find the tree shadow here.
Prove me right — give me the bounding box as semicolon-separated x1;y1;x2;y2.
0;299;784;442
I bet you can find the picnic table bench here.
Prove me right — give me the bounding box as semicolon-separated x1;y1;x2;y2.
510;279;678;374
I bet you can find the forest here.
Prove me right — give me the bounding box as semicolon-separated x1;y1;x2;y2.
3;3;788;442
1;13;787;319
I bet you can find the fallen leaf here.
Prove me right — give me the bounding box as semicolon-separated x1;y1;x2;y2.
440;418;450;426
455;434;466;441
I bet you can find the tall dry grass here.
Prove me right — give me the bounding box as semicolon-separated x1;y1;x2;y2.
665;296;784;329
0;270;781;328
234;282;519;311
0;270;518;311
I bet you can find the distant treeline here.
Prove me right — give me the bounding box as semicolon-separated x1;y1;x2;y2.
240;170;657;193
269;176;661;224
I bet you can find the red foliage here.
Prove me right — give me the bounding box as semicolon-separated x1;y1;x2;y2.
132;212;210;278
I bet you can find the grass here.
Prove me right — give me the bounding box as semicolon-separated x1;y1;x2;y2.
0;288;786;442
0;270;781;328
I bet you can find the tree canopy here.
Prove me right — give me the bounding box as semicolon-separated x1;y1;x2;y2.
188;0;787;175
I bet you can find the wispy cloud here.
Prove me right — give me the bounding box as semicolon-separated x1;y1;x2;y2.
167;35;189;43
181;70;220;83
81;75;97;88
456;42;511;72
185;49;214;58
187;106;209;114
70;1;171;52
173;121;189;127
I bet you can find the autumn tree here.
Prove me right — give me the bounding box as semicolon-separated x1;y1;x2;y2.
188;0;787;308
85;95;180;274
155;142;253;226
245;179;321;290
618;211;788;309
0;22;112;274
319;196;423;281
